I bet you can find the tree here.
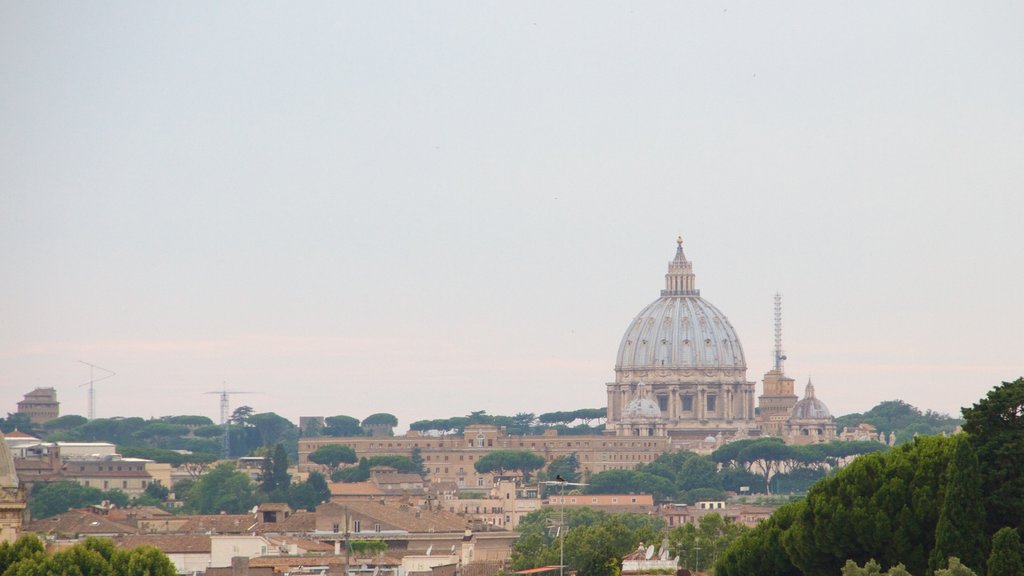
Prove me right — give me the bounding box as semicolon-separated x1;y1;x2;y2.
230;406;255;426
962;377;1024;534
110;546;176;576
361;413;398;435
929;436;987;574
0;535;175;576
323;415;364;437
28;481;129;519
736;438;795;494
678;454;720;492
0;413;36;436
546;454;581;484
184;462;258;514
511;508;662;576
261;443;291;493
934;557;978;576
585;469;676;502
410;447;426;475
144;481;169;502
308;445;357;474
306;471;331;503
473;451;546;481
669;513;749;573
249;412;296;448
987;527;1024;576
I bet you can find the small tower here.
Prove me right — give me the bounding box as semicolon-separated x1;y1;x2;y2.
758;293;798;436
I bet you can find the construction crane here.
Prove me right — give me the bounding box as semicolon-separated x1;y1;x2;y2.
78;361;116;420
205;384;255;458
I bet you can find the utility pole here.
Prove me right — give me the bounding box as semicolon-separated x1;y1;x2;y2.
541;479;588;576
344;506;351;576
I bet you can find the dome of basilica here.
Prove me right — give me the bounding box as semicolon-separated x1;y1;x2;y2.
616;239;746;372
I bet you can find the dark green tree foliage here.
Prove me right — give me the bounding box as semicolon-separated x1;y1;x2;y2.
668;513;749;573
184;462;258;514
40;414;88;432
361;413;398;427
962;377;1024;535
308;445;357;472
987;527;1024;576
335;458;371;482
473;451;546;481
0;535;174;576
118;447;217;467
29;481;130;519
928;436;987;574
144;481;169;501
350;540;388;555
835;400;962;443
678;454;720;492
545;454;581;484
249;412;296;449
0;413;37;436
260;443;291;493
410;447;426;475
933;557;978;576
323;415;363;436
780;435;956;576
511;508;662;576
715;503;802;576
585;469;676;502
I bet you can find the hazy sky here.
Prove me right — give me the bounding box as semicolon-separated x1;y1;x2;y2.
2;2;1022;430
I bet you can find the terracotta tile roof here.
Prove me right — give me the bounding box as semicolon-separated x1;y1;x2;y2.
329;482;385;496
175;514;259;534
261;510;317;534
249;555;401;568
116;534;211;553
266;536;335;553
27;510;138;537
318;501;470;534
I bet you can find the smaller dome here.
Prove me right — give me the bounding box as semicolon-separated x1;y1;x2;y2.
704;436;717;443
790;379;832;420
622;382;662;419
624;397;662;419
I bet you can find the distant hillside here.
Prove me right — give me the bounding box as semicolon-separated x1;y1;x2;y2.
835;399;962;444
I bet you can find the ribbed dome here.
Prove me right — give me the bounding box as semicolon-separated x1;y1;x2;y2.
616;238;746;371
622;382;662;419
790;380;831;420
623;397;662;419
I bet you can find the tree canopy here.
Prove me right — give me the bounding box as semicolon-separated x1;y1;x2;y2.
511;508;663;576
716;378;1024;576
309;445;357;471
473;450;546;480
0;535;176;576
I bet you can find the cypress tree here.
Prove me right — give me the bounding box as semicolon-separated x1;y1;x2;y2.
928;436;987;574
987;527;1024;576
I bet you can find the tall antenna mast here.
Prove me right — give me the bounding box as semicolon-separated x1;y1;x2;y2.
205;384;254;458
773;293;786;372
78;361;116;420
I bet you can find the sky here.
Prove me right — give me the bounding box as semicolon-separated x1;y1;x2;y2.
2;1;1022;430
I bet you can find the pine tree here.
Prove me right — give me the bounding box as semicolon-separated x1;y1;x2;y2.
987;527;1024;576
929;436;987;574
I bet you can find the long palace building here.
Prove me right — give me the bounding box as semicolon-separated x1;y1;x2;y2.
300;238;839;486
